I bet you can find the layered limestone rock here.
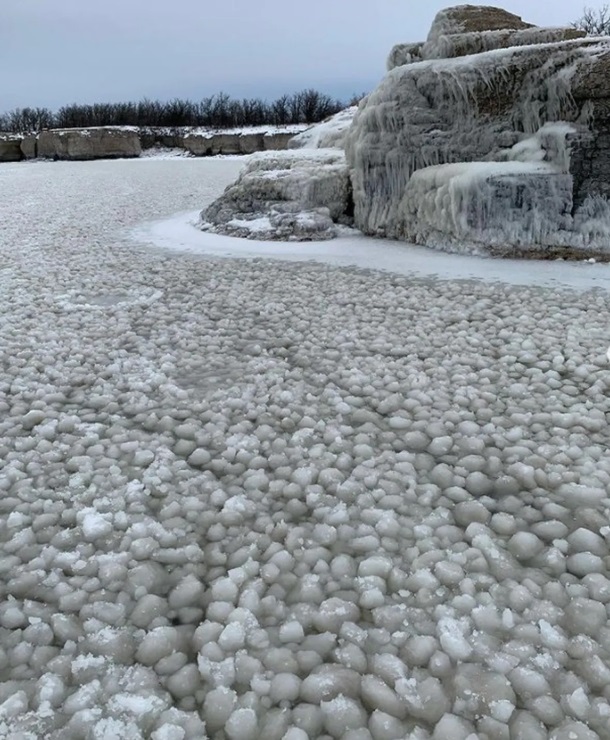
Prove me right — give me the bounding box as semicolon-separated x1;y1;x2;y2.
0;135;23;162
20;136;37;160
37;127;141;160
348;6;610;254
184;130;294;156
200;149;351;240
387;5;585;68
263;132;294;150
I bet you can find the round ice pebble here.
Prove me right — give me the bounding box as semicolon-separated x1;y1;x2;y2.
509;710;547;740
452;664;516;721
402;635;438;667
507;532;544;561
567;528;607;556
225;708;258;740
282;729;309;740
361;675;406;720
130;595;168;628
453;501;490;527
151;725;186;740
301;667;361;703
343;731;373;740
166;665;200;699
548;720;600;739
583;573;610;603
169;575;204;609
22;409;46;430
464;472;493;497
270;673;301;703
203;688;237;734
432;713;476;739
368;709;408;739
321;695;366;737
135;626;179;666
279;621;305;643
563;597;607;637
566;553;605;577
313;598;360;634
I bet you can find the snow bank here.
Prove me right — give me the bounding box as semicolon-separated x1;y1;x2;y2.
288;107;359;150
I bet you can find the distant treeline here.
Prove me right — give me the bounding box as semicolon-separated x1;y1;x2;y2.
0;89;362;133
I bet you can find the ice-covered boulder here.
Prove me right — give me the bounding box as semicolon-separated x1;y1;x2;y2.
195;109;358;241
402;161;574;252
37;127;141;160
347;9;610;255
199;149;351;240
429;4;534;37
387;4;549;69
387;42;424;69
288;107;359;150
423;26;585;60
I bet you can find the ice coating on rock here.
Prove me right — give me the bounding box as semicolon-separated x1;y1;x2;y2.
199;149;352;241
347;32;610;253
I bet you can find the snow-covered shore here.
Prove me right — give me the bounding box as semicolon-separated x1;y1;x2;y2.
1;158;610;739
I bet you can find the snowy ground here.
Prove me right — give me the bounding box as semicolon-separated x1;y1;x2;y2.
1;157;610;739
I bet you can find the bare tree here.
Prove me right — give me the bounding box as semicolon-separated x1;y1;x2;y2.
573;5;610;35
1;90;350;132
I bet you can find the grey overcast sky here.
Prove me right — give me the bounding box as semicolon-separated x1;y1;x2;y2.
0;0;586;111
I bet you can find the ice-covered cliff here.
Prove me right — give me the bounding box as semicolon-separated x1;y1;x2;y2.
347;5;610;254
200;5;610;256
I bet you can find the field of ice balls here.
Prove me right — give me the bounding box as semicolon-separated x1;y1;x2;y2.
1;157;610;740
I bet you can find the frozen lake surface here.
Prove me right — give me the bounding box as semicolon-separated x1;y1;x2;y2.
1;157;610;738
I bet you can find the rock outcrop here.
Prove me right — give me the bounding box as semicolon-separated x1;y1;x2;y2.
37;127;141;160
20;136;37;160
345;6;610;254
0;125;301;164
200;149;351;240
183;130;296;156
388;6;585;67
0;135;23;162
200;5;610;255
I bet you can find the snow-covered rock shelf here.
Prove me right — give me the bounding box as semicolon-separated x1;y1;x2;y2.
1;158;610;738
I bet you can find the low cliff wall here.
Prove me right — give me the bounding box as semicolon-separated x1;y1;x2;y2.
1;125;304;162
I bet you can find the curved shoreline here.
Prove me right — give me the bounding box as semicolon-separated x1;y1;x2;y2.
132;209;610;292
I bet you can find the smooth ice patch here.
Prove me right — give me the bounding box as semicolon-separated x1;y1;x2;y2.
132;210;610;292
56;288;163;310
